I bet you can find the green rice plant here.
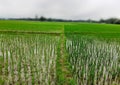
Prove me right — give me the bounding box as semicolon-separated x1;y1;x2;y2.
0;34;60;85
66;34;120;85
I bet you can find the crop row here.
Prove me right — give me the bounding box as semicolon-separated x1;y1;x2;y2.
0;34;60;85
66;35;120;85
0;33;120;85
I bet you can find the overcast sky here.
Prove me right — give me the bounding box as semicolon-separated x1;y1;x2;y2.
0;0;120;20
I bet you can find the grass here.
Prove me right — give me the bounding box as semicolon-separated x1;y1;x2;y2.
56;34;76;85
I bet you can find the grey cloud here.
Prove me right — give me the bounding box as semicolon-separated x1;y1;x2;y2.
0;0;120;20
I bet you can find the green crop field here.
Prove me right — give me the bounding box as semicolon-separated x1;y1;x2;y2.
0;20;120;85
65;23;120;33
0;20;64;33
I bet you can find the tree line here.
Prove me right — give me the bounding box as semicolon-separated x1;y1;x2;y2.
0;16;120;24
99;18;120;24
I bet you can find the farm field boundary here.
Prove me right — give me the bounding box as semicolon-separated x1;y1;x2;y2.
0;30;61;36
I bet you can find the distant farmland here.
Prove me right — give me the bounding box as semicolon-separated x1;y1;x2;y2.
0;20;120;85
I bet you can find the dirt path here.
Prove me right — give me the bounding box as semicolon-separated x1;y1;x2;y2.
57;29;74;85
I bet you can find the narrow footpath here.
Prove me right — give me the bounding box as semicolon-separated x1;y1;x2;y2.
57;26;75;85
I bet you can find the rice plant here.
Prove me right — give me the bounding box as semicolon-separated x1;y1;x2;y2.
0;34;59;85
66;35;120;85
